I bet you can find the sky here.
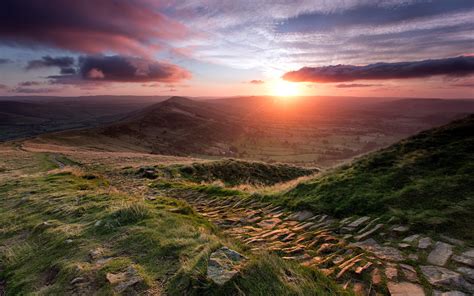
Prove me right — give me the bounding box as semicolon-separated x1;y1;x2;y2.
0;0;473;98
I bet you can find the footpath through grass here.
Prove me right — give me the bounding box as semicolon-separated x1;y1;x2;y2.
276;115;474;243
0;151;349;295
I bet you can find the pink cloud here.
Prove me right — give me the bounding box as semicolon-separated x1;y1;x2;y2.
0;0;190;55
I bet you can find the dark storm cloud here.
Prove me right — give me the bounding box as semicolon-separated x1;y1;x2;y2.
335;83;379;88
18;81;42;87
277;0;474;33
26;56;75;73
11;87;57;94
49;55;191;84
0;58;12;64
283;56;474;83
0;0;188;55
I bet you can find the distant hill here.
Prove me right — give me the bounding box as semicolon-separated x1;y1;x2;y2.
25;96;474;166
0;96;169;141
281;114;474;241
31;97;243;155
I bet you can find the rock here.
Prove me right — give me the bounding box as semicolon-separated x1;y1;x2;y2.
256;218;281;229
350;238;405;262
70;277;86;285
456;267;474;282
207;247;246;285
409;254;420;261
452;255;474;267
385;266;399;281
352;282;366;295
65;239;73;244
371;268;382;285
387;282;425;296
339;217;354;225
348;216;370;228
433;291;467;296
420;265;474;292
343;234;353;240
440;235;465;246
400;264;419;282
418;237;432;249
427;242;453;266
392;225;410;233
462;249;474;258
89;247;104;261
106;266;143;293
354;223;384;241
398;243;412;249
340;226;355;234
403;234;421;244
138;167;158;179
94;220;102;227
288;210;314;222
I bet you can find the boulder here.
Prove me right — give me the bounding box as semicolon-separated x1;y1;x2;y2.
387;282;425;296
420;265;473;292
427;242;453;266
207;247;246;285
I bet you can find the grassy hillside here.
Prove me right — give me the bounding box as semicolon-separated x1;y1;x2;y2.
177;159;318;186
279;115;474;241
0;148;348;295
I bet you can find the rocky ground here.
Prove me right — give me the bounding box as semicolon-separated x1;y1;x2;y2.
157;187;474;296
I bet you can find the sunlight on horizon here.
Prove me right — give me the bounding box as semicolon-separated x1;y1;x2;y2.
269;80;302;97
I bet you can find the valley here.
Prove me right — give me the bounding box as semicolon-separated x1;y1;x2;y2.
18;96;474;167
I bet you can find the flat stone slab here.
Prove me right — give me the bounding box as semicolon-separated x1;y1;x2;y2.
434;291;468;296
418;237;432;249
350;238;405;262
462;249;474;258
420;265;474;293
354;223;384;241
456;267;474;282
392;225;410;233
428;242;453;266
403;234;421;244
348;216;370;228
387;282;425;296
207;247;246;285
452;255;474;267
256;218;282;229
288;210;314;222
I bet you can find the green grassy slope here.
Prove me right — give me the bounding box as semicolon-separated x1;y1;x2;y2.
0;152;348;295
178;159;317;186
280;115;474;241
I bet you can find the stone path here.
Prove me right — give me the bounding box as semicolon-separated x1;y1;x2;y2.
162;188;474;296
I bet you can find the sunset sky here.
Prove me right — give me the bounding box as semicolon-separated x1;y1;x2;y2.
0;0;473;98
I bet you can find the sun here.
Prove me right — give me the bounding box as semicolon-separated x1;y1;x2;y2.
270;80;301;97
